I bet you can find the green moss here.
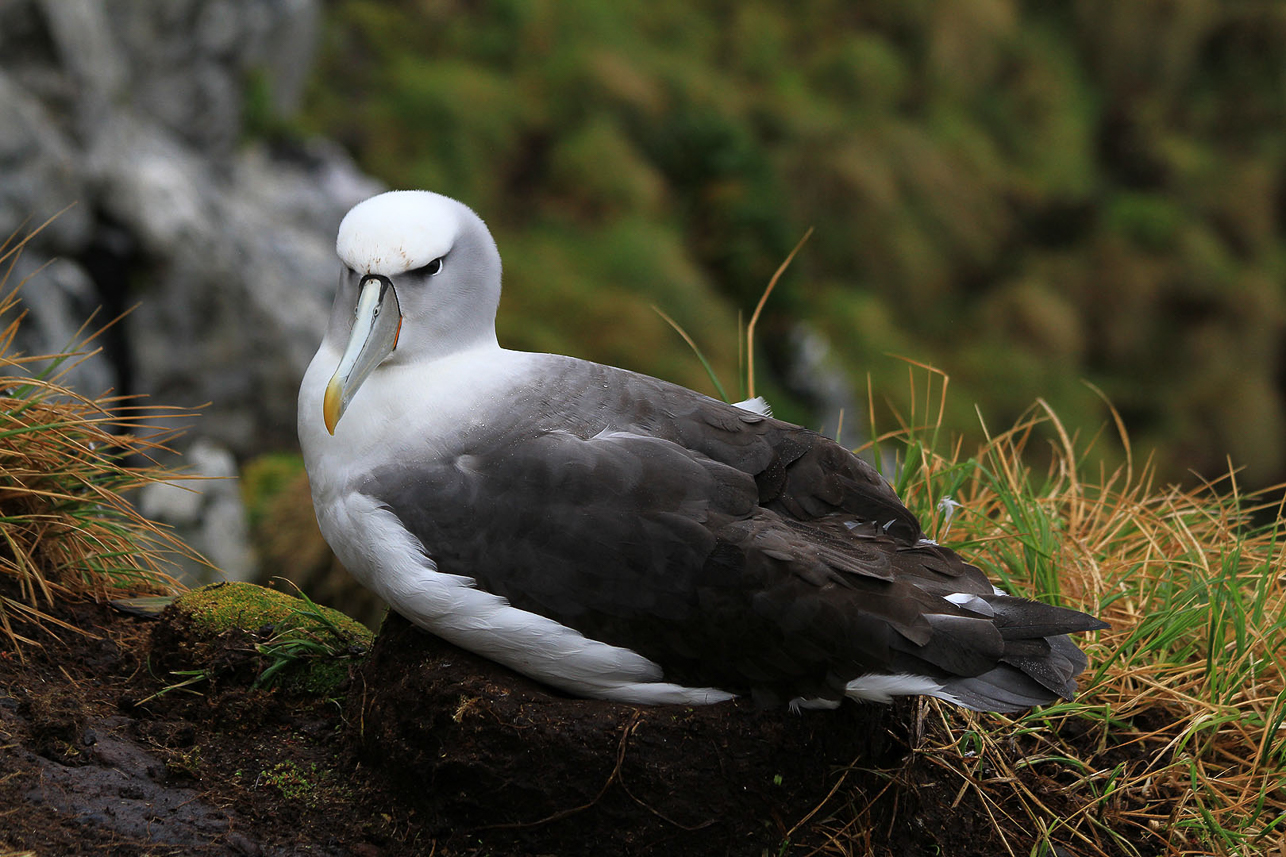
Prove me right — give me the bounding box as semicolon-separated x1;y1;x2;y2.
292;660;351;696
173;582;373;696
174;582;369;645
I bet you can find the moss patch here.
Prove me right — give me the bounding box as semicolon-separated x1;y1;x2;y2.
158;582;373;696
174;582;372;646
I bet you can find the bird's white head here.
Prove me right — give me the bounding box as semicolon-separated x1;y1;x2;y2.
319;191;503;434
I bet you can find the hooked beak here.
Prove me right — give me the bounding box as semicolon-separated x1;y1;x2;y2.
323;275;402;434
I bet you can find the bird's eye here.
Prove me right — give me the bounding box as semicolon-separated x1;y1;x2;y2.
420;257;443;276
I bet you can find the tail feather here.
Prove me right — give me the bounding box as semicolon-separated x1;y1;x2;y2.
986;595;1108;639
895;594;1105;705
1001;632;1092;697
923;597;1106;711
939;664;1060;713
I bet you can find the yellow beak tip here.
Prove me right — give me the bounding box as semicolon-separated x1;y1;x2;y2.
323;379;343;436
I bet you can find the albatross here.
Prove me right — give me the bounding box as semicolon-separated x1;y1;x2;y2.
298;190;1106;713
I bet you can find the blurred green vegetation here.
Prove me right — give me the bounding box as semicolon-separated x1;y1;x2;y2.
297;0;1286;487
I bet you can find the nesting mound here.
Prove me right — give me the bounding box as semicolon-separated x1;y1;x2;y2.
349;611;896;856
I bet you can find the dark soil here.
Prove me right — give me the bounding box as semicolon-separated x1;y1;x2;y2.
349;613;893;856
0;591;1084;856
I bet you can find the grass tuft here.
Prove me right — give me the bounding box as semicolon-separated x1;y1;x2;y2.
0;231;196;651
811;362;1286;857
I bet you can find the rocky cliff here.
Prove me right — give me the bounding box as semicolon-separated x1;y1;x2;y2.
0;0;382;581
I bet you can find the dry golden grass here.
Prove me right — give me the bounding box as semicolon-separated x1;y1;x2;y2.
0;228;194;650
806;365;1286;856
